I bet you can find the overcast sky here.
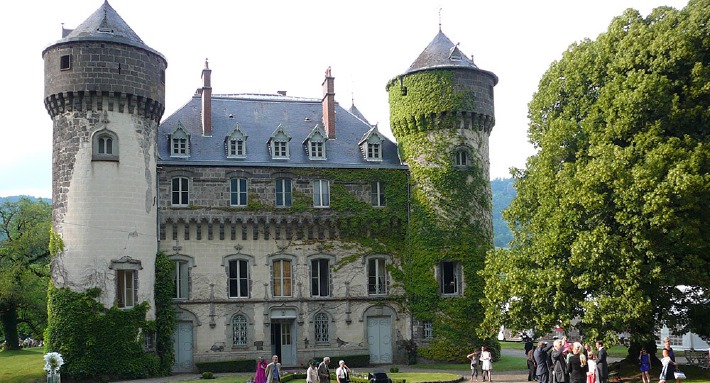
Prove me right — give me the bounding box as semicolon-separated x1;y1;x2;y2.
0;0;690;198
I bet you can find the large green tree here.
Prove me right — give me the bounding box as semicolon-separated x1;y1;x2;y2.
0;197;52;350
481;0;709;353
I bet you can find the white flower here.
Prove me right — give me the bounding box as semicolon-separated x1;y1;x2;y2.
44;352;64;374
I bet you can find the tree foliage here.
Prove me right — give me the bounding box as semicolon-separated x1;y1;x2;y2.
481;0;710;347
0;197;52;349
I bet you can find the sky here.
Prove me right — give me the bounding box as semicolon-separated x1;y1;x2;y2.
0;0;690;199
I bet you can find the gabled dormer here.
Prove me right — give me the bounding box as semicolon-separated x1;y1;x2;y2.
268;124;291;160
226;124;248;159
358;125;384;162
303;124;328;161
170;122;190;158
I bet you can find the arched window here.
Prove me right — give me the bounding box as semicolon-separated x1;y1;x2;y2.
92;129;119;161
232;314;248;346
455;148;471;167
314;312;329;343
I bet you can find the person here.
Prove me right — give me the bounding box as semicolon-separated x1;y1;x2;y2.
480;346;493;382
586;352;597;383
659;348;673;383
568;342;587;383
595;341;608;383
336;360;351;383
255;356;268;383
467;349;481;382
639;348;651;383
551;339;567;383
318;357;332;383
265;355;281;383
527;345;537;381
307;359;320;383
535;341;553;383
662;337;680;383
525;336;535;355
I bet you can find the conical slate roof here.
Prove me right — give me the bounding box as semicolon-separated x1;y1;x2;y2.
405;30;478;74
44;0;163;59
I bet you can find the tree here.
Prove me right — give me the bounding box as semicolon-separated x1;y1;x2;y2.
480;0;709;355
0;197;52;349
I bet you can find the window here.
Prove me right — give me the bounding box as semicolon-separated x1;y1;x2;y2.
313;179;330;208
273;141;287;158
359;127;384;161
171;177;189;206
275;178;292;207
170;126;190;157
304;126;327;160
229;139;246;157
310;141;324;159
117;270;137;308
269;125;291;159
371;182;385;207
60;54;71;70
272;259;292;297
230;178;248;206
232;314;248;346
92;129;118;161
311;259;330;297
439;261;461;295
228;259;249;298
368;143;381;159
423;321;433;339
144;331;156;352
314;312;329;343
455;149;469;167
174;260;189;299
368;258;388;295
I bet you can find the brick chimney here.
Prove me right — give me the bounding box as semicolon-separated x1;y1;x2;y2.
322;67;335;139
201;59;212;136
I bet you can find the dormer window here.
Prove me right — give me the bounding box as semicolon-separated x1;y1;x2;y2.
92;129;119;161
170;123;190;158
226;125;248;159
268;124;291;160
303;125;327;160
359;126;384;162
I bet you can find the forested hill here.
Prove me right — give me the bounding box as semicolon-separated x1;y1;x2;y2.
1;183;517;248
491;178;515;248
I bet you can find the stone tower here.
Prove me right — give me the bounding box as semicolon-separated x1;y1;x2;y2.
42;1;166;317
387;30;497;338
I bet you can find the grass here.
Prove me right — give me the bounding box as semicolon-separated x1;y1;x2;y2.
179;373;462;383
0;347;46;383
409;354;528;372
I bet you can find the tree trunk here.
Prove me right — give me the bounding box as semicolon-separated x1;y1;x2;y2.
628;339;660;365
1;304;21;350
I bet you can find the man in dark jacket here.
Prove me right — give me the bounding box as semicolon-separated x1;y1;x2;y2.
551;339;567;383
534;341;553;383
596;341;608;383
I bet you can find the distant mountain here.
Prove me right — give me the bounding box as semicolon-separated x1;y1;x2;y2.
491;178;515;248
0;195;51;204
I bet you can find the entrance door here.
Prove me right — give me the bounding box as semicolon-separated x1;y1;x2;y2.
172;321;193;372
367;316;392;363
271;319;296;366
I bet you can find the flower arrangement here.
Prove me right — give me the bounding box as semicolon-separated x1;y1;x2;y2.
43;352;64;375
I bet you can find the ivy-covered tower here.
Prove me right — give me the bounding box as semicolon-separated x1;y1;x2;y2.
42;1;166;316
387;30;498;348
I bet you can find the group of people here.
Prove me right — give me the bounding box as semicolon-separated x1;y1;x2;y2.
467;346;494;382
254;355;351;383
528;338;608;383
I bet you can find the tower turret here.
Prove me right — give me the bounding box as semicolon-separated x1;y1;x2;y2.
42;1;166;316
387;30;497;343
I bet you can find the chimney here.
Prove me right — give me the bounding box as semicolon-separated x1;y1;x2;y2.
322;67;335;139
201;59;212;136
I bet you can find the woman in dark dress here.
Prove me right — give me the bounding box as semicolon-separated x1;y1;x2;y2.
567;343;587;383
662;337;680;383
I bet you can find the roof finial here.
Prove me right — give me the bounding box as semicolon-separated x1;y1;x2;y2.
205;58;209;69
438;7;442;32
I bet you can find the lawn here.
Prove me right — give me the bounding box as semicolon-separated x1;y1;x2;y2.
409;353;528;372
0;347;46;383
178;372;462;383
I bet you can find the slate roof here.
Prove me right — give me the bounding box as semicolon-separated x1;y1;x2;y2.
43;0;164;60
157;94;404;169
404;30;498;84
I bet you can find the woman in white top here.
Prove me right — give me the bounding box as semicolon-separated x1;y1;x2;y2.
480;346;493;382
336;360;351;383
307;360;319;383
586;352;598;383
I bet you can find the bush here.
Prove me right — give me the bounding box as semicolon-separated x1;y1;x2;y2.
418;338;500;362
202;371;215;379
196;359;256;373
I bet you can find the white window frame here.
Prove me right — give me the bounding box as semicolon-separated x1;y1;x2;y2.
423;321;434;339
313;179;330;208
275;178;292;207
367;142;381;160
228;259;250;298
230;178;248;207
174;260;189;299
371;181;385;207
272;259;293;297
116;269;138;308
232;314;248;346
311;258;330;297
170;127;190;158
171;177;189;207
368;257;389;295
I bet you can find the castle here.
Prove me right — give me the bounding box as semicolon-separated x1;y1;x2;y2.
43;1;496;372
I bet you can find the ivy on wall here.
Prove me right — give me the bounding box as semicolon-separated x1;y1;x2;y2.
387;68;495;358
